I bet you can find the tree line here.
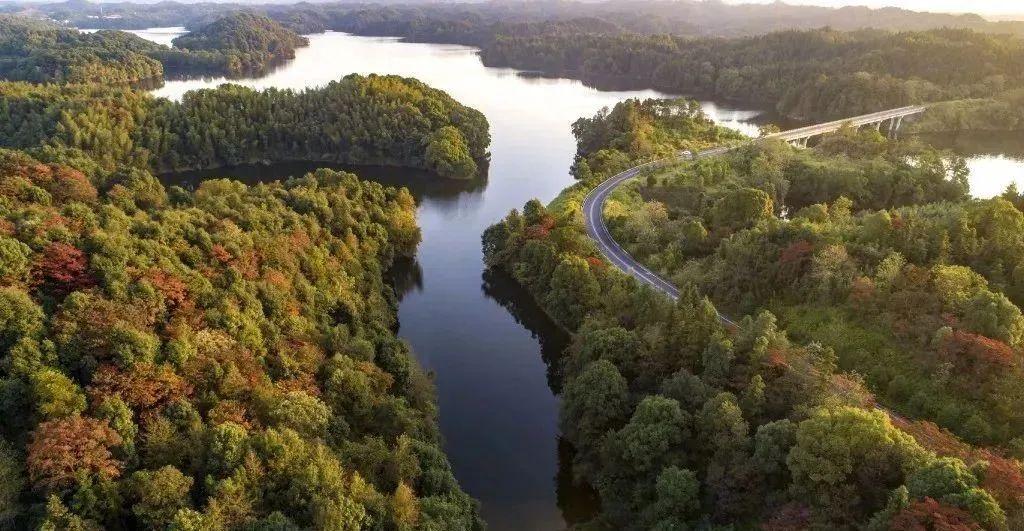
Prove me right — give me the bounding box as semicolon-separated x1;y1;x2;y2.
159;13;309;79
0;74;490;180
0;13;309;84
0;147;484;529
19;1;1024;38
482;98;1023;529
478;27;1024;127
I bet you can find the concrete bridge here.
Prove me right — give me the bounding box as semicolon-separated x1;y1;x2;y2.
582;105;927;327
765;105;927;147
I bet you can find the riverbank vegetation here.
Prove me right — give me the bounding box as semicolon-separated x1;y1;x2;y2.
0;148;484;529
483;98;1024;529
159;13;308;78
0;15;164;84
479;28;1024;126
0;74;490;179
0;13;308;83
8;3;1024;131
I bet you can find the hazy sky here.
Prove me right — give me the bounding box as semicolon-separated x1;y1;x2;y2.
727;1;1022;16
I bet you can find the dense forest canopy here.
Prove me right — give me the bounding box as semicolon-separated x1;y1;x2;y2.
0;15;164;84
0;13;310;84
482;98;1024;529
478;27;1024;123
165;12;308;78
0;148;484;529
0;74;490;179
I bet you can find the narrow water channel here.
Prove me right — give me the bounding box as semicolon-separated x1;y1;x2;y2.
120;27;1024;529
133;29;766;529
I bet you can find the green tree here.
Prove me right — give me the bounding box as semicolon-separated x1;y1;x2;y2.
560;360;630;445
130;466;194;529
544;256;600;329
31;368;87;420
711;187;773;231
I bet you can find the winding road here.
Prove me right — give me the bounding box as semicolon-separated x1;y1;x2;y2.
582;147;739;326
581;106;926;327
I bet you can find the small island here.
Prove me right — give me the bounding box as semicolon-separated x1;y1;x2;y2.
0;74;490;180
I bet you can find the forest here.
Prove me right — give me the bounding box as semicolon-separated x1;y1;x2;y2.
0;15;164;85
159;13;308;78
5;3;1024;130
0;75;490;179
478;28;1024;126
483;98;1024;529
15;1;1024;38
0;13;309;84
0;147;484;529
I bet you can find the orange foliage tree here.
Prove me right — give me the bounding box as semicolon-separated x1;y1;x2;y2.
889;497;983;531
88;363;191;422
26;415;122;491
32;242;94;298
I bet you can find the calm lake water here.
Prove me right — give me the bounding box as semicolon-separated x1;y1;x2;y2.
135;29;765;529
117;28;1024;529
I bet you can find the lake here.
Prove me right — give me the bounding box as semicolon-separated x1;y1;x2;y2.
135;29;765;529
123;28;1024;529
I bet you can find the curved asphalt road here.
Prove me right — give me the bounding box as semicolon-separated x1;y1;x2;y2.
582;148;738;327
581;142;917;420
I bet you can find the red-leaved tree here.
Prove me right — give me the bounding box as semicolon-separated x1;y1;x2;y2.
32;242;94;298
26;415;122;491
889;497;982;531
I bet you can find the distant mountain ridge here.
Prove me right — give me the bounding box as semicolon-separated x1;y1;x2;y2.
6;0;1024;36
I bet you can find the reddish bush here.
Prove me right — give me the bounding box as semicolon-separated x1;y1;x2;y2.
889;498;982;530
32;242;94;298
938;330;1017;381
47;166;98;204
778;240;814;266
848;276;877;305
524;224;551;239
210;244;233;264
761;502;810;530
892;417;1024;511
89;363;191;422
26;415;122;490
144;269;189;308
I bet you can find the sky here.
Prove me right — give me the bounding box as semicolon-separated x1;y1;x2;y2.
726;0;1023;16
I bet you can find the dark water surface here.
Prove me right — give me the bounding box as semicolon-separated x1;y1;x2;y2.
141;30;762;529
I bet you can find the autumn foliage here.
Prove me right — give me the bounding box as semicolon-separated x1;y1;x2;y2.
938;330;1017;379
889;497;983;531
88;364;191;422
32;242;94;298
26;416;122;491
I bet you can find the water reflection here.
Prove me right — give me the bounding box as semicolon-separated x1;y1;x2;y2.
480;268;601;525
388;256;425;302
480;268;570;395
916;132;1024;199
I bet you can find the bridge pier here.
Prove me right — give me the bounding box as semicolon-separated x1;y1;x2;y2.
887;116;904;139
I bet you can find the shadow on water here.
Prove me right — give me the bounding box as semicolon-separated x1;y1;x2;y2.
481;268;570;393
388;256;424;302
480;267;601;525
914;132;1024;159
